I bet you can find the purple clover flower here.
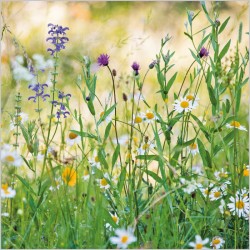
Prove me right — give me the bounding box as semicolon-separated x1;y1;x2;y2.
131;62;140;75
46;24;69;56
28;83;50;102
199;47;209;58
97;54;109;66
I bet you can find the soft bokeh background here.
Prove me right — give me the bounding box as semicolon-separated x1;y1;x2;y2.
1;1;249;137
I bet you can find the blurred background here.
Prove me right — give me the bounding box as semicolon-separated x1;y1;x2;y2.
1;1;249;136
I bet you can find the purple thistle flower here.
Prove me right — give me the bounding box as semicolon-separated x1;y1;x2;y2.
97;54;109;67
28;83;50;102
199;47;209;58
131;62;140;75
47;24;69;56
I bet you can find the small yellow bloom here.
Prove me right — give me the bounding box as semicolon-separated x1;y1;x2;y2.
62;167;77;186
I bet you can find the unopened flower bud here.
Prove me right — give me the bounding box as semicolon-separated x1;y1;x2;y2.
112;69;117;77
122;93;128;102
86;96;91;101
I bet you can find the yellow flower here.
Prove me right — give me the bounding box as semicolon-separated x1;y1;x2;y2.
62;167;77;186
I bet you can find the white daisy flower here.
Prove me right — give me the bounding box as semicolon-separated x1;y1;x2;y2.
89;153;101;170
110;227;137;249
98;173;110;190
143;110;156;123
227;193;249;218
198;183;213;198
66;131;81;146
1;184;16;199
1;212;10;217
219;199;226;214
112;135;129;146
210;236;225;249
181;178;198;194
49;178;62;191
129;92;144;102
132;112;145;125
214;168;229;180
192;164;204;175
209;187;226;201
185;93;199;108
82;169;90;181
1;145;23;167
188;142;199;155
10;112;29;130
226;121;247;131
189;235;209;249
173;97;195;113
110;212;119;225
137;142;155;155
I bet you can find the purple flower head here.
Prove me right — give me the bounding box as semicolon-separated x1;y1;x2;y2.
199;47;209;58
97;54;109;67
47;24;69;56
131;62;140;75
28;83;50;102
51;91;71;119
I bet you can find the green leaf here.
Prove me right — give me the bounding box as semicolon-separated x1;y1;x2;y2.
87;100;95;116
198;34;210;51
184;32;193;40
112;145;120;168
97;149;109;169
144;170;163;184
207;85;217;106
15;174;36;196
117;167;126;194
197;138;211;167
70;130;98;140
191;114;210;141
219;17;230;34
219;40;231;59
189;49;201;64
136;155;160;161
21;155;35;172
201;1;214;25
235;88;241;113
97;104;116;126
165;72;177;93
104;122;112;142
239;77;249;89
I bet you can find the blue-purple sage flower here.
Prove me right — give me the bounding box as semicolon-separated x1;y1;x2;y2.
131;62;140;75
97;54;109;66
46;24;69;56
28;83;50;102
199;47;209;58
52;91;71;119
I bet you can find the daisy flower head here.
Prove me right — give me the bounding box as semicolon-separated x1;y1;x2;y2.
89;152;101;170
99;110;114;124
49;177;62;191
173;97;195;113
62;167;77;187
181;178;198;194
198;183;213;198
143;110;156;123
189;235;209;249
188;142;199;156
1;144;23;167
1;184;16;199
10;112;29;131
110;227;137;249
226;120;247;131
98;173;110;190
132;112;145;125
209;187;226;201
210;236;225;249
185;93;199;108
214;168;229;180
137;141;155;155
66;130;81;146
110;212;119;225
227;192;249;219
192;164;204;175
82;169;90;181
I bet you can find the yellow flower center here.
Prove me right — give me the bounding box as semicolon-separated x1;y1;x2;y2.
186;95;194;101
214;191;221;198
17;116;22;121
164;98;168;104
112;215;118;223
142;143;149;150
2;184;10;194
146;112;154;120
83;169;89;176
212;239;221;245
94;156;99;163
121;235;129;244
134;116;142;123
236;200;244;209
100;178;108;186
243;169;249;177
62;167;77;187
219;172;228;178
5;155;15;162
230;121;240;128
180;101;189;109
195;243;203;249
133;137;139;145
190;143;197;150
69;132;78;140
204;189;209;195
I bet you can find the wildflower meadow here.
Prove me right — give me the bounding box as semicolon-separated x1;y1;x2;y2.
1;1;249;249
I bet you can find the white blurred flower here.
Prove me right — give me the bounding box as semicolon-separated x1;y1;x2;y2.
226;121;247;131
1;144;23;167
189;235;209;249
137;142;155;155
188;142;199;156
143;110;156;123
173;97;196;113
227;193;249;219
1;184;16;198
209;187;226;201
210;236;225;249
66;131;81;146
10;112;29;130
184;93;199;108
110;227;137;249
82;169;90;181
214;168;228;180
